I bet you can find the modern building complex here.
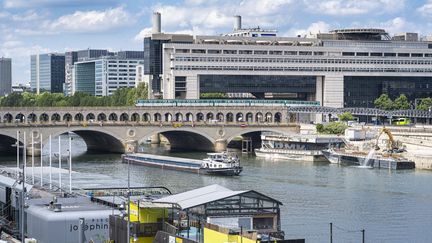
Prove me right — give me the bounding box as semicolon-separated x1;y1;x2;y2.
30;53;65;94
65;49;111;96
0;57;12;96
143;14;432;108
73;51;144;96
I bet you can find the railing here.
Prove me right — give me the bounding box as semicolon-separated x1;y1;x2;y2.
136;99;320;107
288;106;432;118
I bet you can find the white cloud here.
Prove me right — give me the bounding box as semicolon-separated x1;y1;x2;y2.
12;11;44;22
134;27;152;41
304;0;405;16
44;6;132;33
417;0;432;16
3;0;117;8
285;21;331;37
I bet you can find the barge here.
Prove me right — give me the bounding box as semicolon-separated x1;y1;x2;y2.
122;153;242;176
322;149;415;170
255;133;344;162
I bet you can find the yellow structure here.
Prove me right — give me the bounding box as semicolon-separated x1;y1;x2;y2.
203;224;258;243
127;201;169;243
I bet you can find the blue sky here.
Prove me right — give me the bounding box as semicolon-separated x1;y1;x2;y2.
1;0;432;84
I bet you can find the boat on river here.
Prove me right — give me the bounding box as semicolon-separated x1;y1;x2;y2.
122;152;242;176
322;148;415;169
255;133;344;162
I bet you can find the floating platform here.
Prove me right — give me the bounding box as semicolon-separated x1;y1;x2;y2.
322;150;415;170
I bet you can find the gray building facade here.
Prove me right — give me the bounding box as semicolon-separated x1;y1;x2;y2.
30;53;65;93
65;49;111;96
0;57;12;96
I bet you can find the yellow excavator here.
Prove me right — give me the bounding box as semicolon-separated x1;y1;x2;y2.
374;127;404;153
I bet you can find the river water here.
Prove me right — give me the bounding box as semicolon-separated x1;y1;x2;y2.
1;134;431;243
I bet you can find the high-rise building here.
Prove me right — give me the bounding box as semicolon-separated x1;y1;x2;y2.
73;52;144;96
0;57;12;96
65;49;112;96
30;53;65;93
139;14;432;109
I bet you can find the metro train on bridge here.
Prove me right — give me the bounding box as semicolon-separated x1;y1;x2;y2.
135;99;320;107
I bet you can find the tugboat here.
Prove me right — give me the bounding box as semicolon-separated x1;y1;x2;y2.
201;152;242;176
322;128;415;170
122;152;243;176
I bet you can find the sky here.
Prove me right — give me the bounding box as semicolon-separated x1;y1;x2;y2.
1;0;432;84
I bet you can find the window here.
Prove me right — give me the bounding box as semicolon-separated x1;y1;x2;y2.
356;52;369;56
342;52;355;56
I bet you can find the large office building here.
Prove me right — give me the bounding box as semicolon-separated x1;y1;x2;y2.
30;53;65;93
0;57;12;96
65;49;112;96
144;14;432;108
73;51;144;96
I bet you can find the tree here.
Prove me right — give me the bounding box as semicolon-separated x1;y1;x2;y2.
316;122;347;135
374;94;394;110
0;92;23;107
339;112;354;122
394;94;410;110
417;98;432;111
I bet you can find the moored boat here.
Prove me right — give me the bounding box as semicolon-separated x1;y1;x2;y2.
122;152;242;176
322;148;415;170
255;133;344;162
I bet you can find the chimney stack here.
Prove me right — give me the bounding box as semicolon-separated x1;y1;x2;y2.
234;15;242;31
152;12;161;34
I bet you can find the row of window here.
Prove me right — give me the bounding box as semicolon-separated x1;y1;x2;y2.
174;49;432;58
174;56;432;65
173;65;432;73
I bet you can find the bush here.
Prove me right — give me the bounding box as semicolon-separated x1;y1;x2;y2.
316;122;347;135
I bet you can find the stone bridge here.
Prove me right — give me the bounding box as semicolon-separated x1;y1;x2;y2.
0;106;299;154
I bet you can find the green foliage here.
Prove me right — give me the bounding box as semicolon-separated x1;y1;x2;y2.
394;94;410;110
338;112;354;122
417;98;432;111
316;123;324;133
316;122;348;135
0;83;148;107
200;92;228;99
374;94;394;110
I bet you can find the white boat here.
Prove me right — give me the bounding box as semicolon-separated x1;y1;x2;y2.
255;133;344;162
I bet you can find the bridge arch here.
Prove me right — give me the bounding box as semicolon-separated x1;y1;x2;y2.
255;112;263;123
164;113;172;122
15;113;25;123
52;113;61;122
120;113;129;122
40;113;49;123
63;113;72;122
3;113;13;123
0;132;21;154
142;113;151;122
206;112;214;121
28;113;37;123
236;112;243;122
246;112;253;122
196;113;204;122
97;113;107;121
131;113;140;122
185;113;193;122
216;112;224;122
86;113;95;121
174;112;183;122
265;112;272;122
142;128;215;152
153;113;161;122
74;113;84;121
226;113;234;122
48;128;125;153
274;112;282;123
108;113;118;122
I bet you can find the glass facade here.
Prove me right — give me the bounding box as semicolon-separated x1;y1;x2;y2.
0;58;12;96
30;54;65;93
344;76;432;107
74;62;96;95
199;75;316;94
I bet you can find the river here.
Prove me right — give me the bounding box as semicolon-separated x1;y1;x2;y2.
0;134;431;243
